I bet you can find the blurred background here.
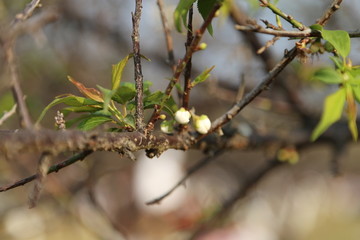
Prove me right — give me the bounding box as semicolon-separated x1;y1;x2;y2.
1;0;360;239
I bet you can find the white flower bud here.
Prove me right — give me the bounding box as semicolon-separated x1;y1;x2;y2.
174;107;191;124
194;115;211;134
160;120;173;134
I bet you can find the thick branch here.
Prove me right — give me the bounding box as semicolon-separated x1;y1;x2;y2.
0;130;191;158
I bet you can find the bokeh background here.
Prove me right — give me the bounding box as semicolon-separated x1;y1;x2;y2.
1;0;360;239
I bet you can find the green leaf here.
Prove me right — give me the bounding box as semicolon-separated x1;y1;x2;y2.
352;86;360;103
311;88;346;141
197;0;218;35
112;54;133;90
112;85;136;104
312;67;342;84
321;30;351;58
329;56;344;70
123;114;136;129
36;95;99;124
144;91;164;106
345;85;358;140
78;115;113;131
164;96;178;116
144;80;153;96
61;106;101;116
309;24;323;31
174;0;197;32
0;92;15;118
192;65;215;87
97;85;115;114
144;91;178;115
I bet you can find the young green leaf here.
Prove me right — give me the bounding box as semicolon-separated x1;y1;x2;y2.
346;85;358;140
329;56;344;70
192;66;215;87
97;85;115;114
112;85;136;104
123;114;136;129
309;24;323;32
197;0;218;35
321;30;351;58
143;91;178;115
174;0;197;32
68;76;104;102
36;95;99;124
112;54;133;90
312;67;342;84
78;115;113;131
61;106;101;116
311;88;346;141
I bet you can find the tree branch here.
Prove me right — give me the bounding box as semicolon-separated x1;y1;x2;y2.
316;0;343;26
0;151;92;192
132;0;145;133
156;0;176;72
147;2;223;130
2;0;42;129
0;130;192;158
146;150;224;205
207;47;298;136
182;6;194;112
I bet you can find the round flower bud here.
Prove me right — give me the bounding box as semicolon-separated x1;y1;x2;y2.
194;115;211;134
160;120;173;134
174;107;191;124
198;42;207;50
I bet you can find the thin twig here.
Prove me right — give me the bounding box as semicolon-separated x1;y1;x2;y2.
316;0;343;26
3;0;42;129
5;45;33;129
0;151;92;192
132;0;145;133
0;104;17;126
156;0;176;72
182;6;194;111
257;36;280;54
146;150;224;205
259;0;307;30
147;2;223;130
235;25;313;37
28;152;52;208
190;158;284;239
207;47;298;136
235;25;360;38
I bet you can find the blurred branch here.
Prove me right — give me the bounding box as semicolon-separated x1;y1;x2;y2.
132;0;145;133
316;0;343;26
207;47;298;136
0;151;92;192
2;0;43;129
146;150;224;205
0;103;17;126
190;157;284;239
156;0;176;72
28;152;52;208
235;25;360;38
